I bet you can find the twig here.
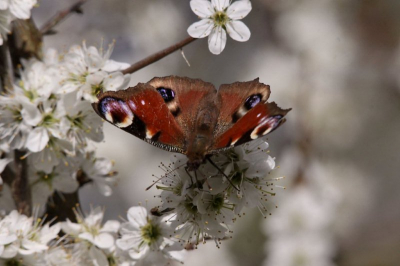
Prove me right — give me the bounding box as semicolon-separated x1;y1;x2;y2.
40;0;87;35
122;36;196;74
0;40;13;92
12;150;32;216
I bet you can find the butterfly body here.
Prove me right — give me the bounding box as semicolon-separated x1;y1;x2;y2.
92;76;290;171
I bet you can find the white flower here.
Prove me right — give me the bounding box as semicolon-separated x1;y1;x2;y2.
61;41;130;102
188;0;252;54
80;153;118;196
29;162;79;207
61;206;120;250
44;244;86;266
222;139;280;215
0;0;37;20
24;101;64;153
0;210;60;259
19;58;63;103
59;92;104;151
0;87;39;150
116;206;181;265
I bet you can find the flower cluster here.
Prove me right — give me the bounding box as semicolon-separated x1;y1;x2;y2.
0;41;127;208
188;0;252;54
154;138;282;248
0;210;60;265
0;206;183;265
0;0;37;45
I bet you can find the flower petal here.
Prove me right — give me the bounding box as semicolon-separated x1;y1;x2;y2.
226;20;251;42
208;26;227;55
101;220;120;233
127;206;147;228
25;127;49;152
20;101;41;126
227;0;252;20
187;19;214;38
211;0;230;11
88;245;109;266
190;0;213;18
9;0;36;19
93;232;114;249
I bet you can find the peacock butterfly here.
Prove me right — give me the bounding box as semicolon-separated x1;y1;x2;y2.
92;76;291;171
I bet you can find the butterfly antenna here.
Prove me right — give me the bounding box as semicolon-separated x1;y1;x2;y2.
206;157;240;191
145;162;186;191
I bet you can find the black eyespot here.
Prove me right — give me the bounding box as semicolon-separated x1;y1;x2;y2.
156;87;175;103
244;94;262;110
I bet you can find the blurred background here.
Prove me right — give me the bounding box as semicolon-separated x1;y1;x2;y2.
32;0;400;265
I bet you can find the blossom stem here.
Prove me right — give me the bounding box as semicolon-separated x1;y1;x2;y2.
40;0;88;35
122;36;197;74
0;40;13;92
11;150;32;216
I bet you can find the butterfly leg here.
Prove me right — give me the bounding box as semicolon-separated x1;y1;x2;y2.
206;157;240;191
185;167;205;190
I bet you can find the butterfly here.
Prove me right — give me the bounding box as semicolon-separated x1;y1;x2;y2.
92;76;291;171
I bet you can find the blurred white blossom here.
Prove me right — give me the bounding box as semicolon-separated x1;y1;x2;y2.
188;0;252;54
0;0;36;45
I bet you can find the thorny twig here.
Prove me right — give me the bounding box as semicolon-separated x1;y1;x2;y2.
122;36;196;74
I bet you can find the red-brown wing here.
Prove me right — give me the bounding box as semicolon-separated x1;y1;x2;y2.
92;83;187;153
147;76;217;140
210;79;290;152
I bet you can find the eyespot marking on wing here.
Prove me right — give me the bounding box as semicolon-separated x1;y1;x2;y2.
156;87;180;116
250;115;283;139
232;93;264;123
99;97;134;128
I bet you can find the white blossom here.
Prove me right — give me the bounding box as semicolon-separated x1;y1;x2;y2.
29;161;79;207
116;206;182;265
0;0;36;46
188;0;252;54
0;0;37;20
59;92;104;151
60;41;130;102
0;210;60;260
79;153;118;196
61;206;120;250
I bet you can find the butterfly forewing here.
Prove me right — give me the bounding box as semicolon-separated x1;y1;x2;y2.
92;84;186;153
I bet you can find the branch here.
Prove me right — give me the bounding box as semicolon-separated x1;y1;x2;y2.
0;40;13;92
122;36;197;74
11;150;32;216
40;0;87;35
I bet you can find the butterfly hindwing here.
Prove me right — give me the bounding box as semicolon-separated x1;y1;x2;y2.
211;79;290;151
92;83;187;153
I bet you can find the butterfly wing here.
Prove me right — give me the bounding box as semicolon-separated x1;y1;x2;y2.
92;83;187;153
210;79;290;152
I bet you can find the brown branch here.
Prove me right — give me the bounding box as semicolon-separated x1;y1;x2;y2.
40;0;87;35
122;36;197;74
12;150;32;216
0;40;13;92
46;191;79;223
